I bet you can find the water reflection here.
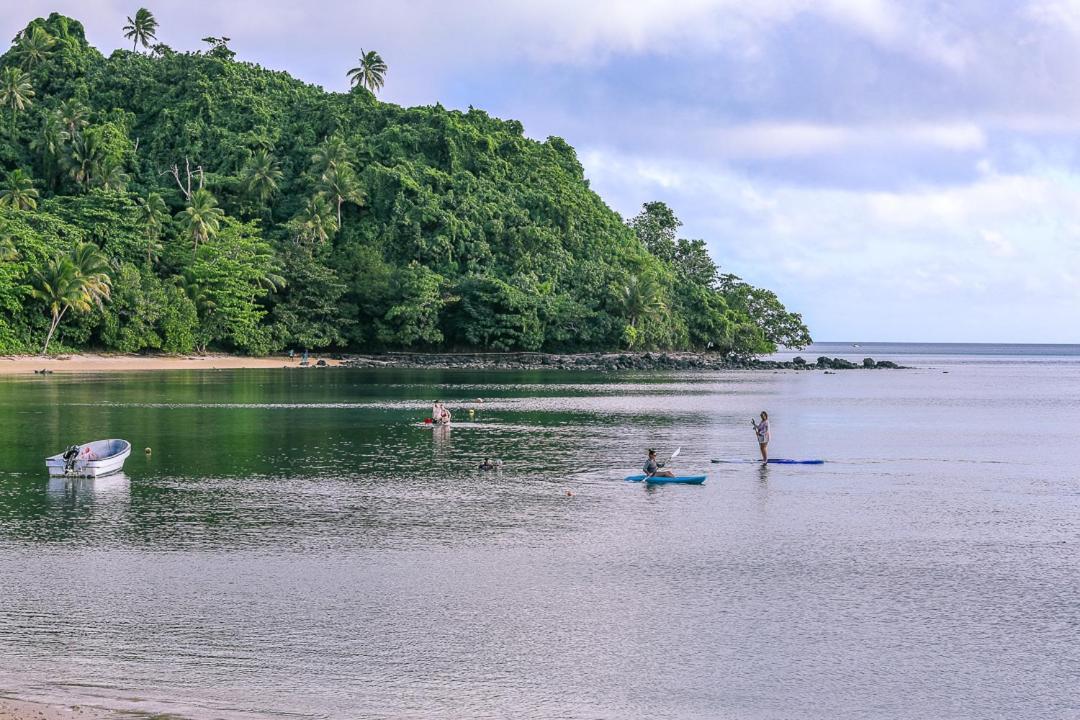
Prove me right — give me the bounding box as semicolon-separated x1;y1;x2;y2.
0;366;1077;720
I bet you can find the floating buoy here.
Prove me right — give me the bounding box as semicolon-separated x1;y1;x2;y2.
144;447;152;455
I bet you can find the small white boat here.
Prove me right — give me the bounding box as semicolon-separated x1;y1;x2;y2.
46;439;131;477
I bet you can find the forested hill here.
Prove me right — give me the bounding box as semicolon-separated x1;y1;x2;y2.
0;12;810;356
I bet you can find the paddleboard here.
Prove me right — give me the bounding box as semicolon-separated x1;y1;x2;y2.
711;458;824;465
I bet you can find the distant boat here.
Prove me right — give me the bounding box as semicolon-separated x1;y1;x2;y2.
46;439;131;477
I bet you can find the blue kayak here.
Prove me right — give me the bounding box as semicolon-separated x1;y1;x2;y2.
712;458;825;465
625;474;707;485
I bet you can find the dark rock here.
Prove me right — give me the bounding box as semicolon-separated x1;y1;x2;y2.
793;356;806;366
862;357;876;368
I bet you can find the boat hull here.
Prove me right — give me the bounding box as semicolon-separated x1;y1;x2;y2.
46;439;131;477
624;474;707;485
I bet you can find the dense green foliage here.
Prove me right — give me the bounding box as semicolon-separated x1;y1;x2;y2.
0;12;810;355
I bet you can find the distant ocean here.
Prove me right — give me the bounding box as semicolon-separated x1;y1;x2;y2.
773;341;1080;364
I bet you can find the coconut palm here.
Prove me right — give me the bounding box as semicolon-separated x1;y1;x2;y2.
310;134;351;174
177;188;224;251
240;150;283;206
289;196;337;245
69;131;104;187
12;26;55;69
0;67;34;132
31;243;112;355
123;8;159;51
317;164;363;227
30;112;70;187
619;272;666;333
58;99;89;137
0;169;39;211
96;160;130;191
347;49;387;94
136;192;168;265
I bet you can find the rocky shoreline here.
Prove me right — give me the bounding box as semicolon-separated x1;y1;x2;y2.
338;351;905;372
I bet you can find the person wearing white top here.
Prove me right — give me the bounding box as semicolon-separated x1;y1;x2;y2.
751;411;770;462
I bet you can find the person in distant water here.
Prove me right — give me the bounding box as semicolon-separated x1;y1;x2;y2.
751;411;770;462
479;458;496;471
432;400;452;425
643;449;674;478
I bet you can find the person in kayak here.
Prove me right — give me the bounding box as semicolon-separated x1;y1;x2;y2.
751;411;770;461
643;449;674;478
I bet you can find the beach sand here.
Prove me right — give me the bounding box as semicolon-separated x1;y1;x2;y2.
0;354;339;375
0;698;118;720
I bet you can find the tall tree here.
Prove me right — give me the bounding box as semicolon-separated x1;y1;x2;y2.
57;98;90;137
288;196;337;245
96;160;130;191
122;8;158;51
11;26;55;69
240;150;283;206
0;169;39;210
136;192;168;265
310;134;350;175
177;188;224;251
30;112;69;187
0;67;34;132
628;201;680;263
347;49;387;93
31;243;112;354
68;131;104;187
317;164;363;227
617;272;666;348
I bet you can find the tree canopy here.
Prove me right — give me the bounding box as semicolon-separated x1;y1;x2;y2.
0;13;809;356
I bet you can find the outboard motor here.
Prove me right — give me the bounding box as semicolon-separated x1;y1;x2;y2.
62;445;80;474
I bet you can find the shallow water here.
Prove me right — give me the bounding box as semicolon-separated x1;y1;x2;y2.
0;353;1077;719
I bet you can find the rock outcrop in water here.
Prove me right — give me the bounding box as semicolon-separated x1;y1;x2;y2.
338;352;906;371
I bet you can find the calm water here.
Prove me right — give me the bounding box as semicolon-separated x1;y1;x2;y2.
0;346;1078;719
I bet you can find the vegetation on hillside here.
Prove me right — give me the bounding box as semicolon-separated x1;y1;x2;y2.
0;11;810;356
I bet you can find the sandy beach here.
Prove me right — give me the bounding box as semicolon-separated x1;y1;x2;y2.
0;698;117;720
0;354;339;375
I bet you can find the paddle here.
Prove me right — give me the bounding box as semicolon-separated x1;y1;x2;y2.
647;446;681;478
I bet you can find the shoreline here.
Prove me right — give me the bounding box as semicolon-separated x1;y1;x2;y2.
0;697;119;720
0;351;903;375
0;353;341;375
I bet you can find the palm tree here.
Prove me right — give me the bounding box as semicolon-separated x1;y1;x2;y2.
240;150;283;206
58;99;89;137
289;196;337;245
347;50;388;94
30;112;69;187
177;188;224;251
136;192;168;265
12;26;55;69
619;272;666;347
0;67;34;132
123;8;159;51
31;243;112;354
0;169;39;210
96;160;130;191
310;134;351;174
69;131;104;187
317;164;363;227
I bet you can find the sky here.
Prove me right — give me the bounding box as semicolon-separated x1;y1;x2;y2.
5;1;1080;342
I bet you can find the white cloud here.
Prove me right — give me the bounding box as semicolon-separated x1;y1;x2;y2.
581;148;1080;341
